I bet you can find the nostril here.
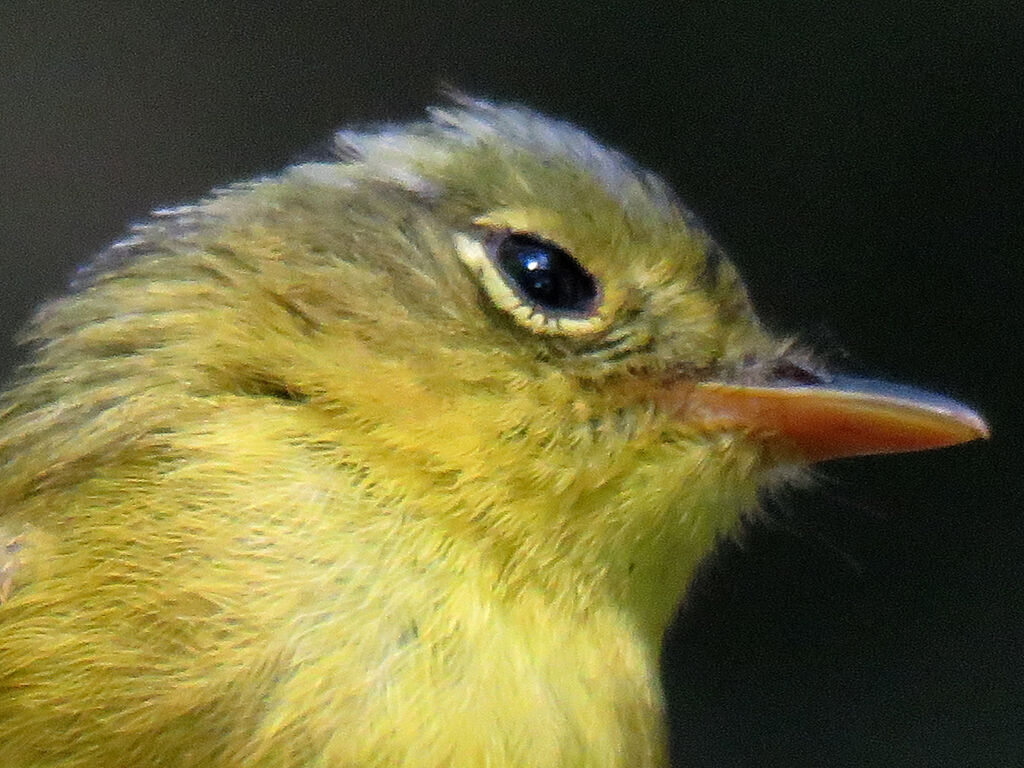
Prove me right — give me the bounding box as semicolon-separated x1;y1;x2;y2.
769;359;825;385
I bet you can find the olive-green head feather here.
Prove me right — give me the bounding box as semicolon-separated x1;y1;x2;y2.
0;97;989;768
2;96;984;631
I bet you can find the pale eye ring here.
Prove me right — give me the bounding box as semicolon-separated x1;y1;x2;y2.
490;232;599;315
453;228;609;336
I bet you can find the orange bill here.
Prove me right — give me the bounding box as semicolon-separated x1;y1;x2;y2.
681;375;989;462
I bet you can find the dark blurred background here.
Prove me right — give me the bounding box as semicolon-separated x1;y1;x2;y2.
1;3;1020;766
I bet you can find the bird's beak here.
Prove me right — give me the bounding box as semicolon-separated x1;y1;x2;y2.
675;375;989;462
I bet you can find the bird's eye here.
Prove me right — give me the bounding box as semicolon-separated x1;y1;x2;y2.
453;216;611;336
494;233;598;315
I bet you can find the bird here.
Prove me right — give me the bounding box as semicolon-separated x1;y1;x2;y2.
0;96;987;767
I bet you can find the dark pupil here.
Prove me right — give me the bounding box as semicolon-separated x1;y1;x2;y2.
495;234;597;313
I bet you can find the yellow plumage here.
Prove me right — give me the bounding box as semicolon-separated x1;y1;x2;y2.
0;98;985;767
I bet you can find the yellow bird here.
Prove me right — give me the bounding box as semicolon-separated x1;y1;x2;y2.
0;97;987;767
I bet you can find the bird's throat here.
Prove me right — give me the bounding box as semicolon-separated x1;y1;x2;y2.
422;431;768;644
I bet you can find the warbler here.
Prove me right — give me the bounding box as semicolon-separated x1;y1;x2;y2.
0;97;987;767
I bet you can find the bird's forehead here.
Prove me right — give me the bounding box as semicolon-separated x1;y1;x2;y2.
326;98;692;227
434;100;681;212
302;100;737;324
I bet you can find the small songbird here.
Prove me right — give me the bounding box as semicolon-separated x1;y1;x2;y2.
0;97;987;767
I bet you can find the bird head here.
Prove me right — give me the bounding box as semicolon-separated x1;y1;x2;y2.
10;97;987;633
